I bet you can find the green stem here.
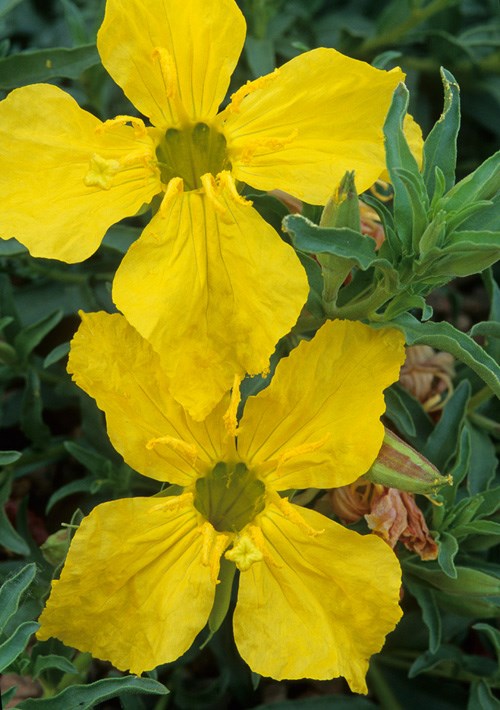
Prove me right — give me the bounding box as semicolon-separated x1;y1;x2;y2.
326;285;393;320
468;386;494;413
358;0;459;56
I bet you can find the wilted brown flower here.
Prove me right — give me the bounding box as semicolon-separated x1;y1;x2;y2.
399;345;455;412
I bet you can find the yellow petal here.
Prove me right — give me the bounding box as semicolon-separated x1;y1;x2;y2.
38;495;222;674
233;503;402;692
0;84;160;263
98;0;246;128
113;183;308;420
238;320;406;490
68;312;232;485
219;48;404;200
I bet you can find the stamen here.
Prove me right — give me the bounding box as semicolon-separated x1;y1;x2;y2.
146;434;198;466
152;47;178;101
223;375;242;437
84;153;121;190
228;69;281;113
276;433;331;472
238;129;299;165
200;522;230;583
217;171;252;207
272;494;324;538
149;491;193;513
159;177;184;213
201;173;227;216
96;115;147;137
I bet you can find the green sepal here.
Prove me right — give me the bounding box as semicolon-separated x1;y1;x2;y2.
366;428;451;494
202;556;237;648
319;171;361;232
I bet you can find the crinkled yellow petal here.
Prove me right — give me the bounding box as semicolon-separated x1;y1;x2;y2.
68;312;233;485
219;48;404;201
38;495;221;674
98;0;246;128
113;186;308;421
0;84;160;263
238;320;405;490
234;503;402;692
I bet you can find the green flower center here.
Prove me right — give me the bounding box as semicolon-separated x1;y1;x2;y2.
156;123;231;190
194;462;266;533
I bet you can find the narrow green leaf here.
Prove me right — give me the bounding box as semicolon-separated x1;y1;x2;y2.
0;45;100;90
33;654;77;679
0;450;21;465
468;680;499;710
21;370;51;446
467;423;497;495
405;579;442;653
437;531;459;578
472;623;500;667
15;310;63;362
18;676;169;710
0;0;25;18
383;83;426;253
205;557;236;643
46;476;95;513
43;342;70;369
0;563;36;631
453;521;500;538
443;151;500;212
384;386;416;438
390;314;500;398
423;68;460;196
423;380;470;470
0;475;30;555
245;36;275;78
0;621;39;672
0;238;27;256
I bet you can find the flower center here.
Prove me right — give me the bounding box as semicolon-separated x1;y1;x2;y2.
194;462;266;533
156;123;231;190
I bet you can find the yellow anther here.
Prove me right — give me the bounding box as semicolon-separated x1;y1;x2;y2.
239;129;299;165
149;491;193;514
159;177;184;213
84;153;121;190
217;171;252;207
201;173;227;216
273;495;324;538
228;69;281;113
146;435;198;466
225;533;263;571
276;433;331;470
200;522;230;583
223;375;242;438
152;47;178;100
97;115;147;137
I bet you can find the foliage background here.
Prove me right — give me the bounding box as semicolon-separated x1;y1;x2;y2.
0;0;499;708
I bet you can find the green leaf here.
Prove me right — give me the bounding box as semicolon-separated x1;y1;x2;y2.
453;521;500;539
468;680;499;710
21;370;51;446
443;151;500;212
383;83;426;254
245;36;275;78
0;238;27;256
18;676;169;710
46;476;95;513
390;314;500;399
15;310;63;362
437;531;459;578
384;386;416;438
101;225;141;254
0;563;36;632
423;68;460;196
43;342;70;369
284;216;392;272
0;0;25;18
405;578;442;653
423;380;470;470
0;450;21;465
472;623;500;667
255;697;377;709
64;440;114;476
0;474;30;555
0;620;39;672
467;423;497;494
32;653;77;679
0;44;100;90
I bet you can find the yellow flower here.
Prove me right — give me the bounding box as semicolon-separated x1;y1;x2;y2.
0;0;406;420
37;313;405;693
